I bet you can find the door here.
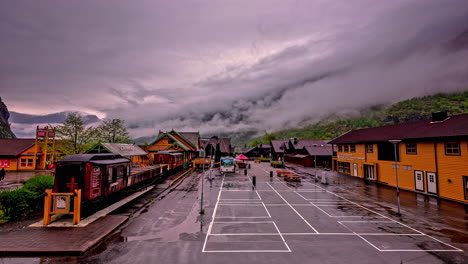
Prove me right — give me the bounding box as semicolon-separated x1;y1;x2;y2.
426;172;437;194
414;170;424;191
364;164;375;180
353;163;358;177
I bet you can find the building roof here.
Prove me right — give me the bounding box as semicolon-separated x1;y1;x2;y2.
304;145;333;156
271;140;288;153
57;154;130;164
290;140;330;149
0;138;35;157
86;143;148;156
200;137;232;153
284;153;309;159
329;113;468;144
178;132;200;148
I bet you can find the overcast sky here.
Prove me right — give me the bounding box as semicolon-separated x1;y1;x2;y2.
1;0;468;138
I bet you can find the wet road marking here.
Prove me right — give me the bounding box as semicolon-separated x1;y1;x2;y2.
204;166;463;253
266;182;319;234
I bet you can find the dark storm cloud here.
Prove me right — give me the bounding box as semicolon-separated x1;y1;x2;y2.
1;0;468;138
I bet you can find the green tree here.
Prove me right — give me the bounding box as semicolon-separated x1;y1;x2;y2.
55;112;99;155
98;119;131;143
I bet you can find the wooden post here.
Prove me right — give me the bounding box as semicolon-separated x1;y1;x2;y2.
43;189;52;225
73;189;81;225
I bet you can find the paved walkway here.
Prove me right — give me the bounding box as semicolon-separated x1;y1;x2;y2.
0;215;127;254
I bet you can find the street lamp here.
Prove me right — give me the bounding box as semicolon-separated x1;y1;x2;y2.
388;139;402;216
199;149;205;215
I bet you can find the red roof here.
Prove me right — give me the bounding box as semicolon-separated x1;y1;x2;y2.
0;139;35;156
329;114;468;144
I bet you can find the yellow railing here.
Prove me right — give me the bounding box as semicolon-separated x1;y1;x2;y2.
43;189;81;225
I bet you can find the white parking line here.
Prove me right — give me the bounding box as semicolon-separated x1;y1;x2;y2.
202;176;224;252
267;182;319;234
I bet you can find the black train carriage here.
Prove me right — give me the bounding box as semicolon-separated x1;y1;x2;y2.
153;150;184;171
54;154;132;200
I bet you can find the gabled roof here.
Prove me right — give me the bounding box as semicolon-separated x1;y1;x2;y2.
178;132;200;149
304;145;333;156
243;144;271;154
200;137;232;153
150;132;192;151
0;138;35;157
271;140;288;153
86;143;147;156
289;140;330;149
153;131;198;150
329;113;468;144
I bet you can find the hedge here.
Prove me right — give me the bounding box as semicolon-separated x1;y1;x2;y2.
0;175;54;221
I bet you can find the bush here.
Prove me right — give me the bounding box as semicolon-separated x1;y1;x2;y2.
270;161;284;168
0;175;54;221
23;175;54;194
259;157;270;162
0;188;37;220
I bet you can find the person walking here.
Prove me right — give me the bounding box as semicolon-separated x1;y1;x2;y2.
0;168;5;181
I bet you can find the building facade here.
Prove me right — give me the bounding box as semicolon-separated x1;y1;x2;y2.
145;130;200;165
329;112;468;204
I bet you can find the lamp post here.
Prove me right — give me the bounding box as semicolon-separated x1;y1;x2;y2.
388;139;402;216
200;149;205;215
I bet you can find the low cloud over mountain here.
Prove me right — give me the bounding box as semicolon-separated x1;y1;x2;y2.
1;1;468;139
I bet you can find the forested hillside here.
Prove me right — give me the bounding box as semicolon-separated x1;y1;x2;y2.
248;91;468;146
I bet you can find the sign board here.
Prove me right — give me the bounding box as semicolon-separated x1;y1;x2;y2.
48;132;55;137
0;160;10;168
89;166;101;199
53;195;70;213
36;131;46;137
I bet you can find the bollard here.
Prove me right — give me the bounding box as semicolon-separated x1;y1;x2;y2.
270;171;273;178
252;176;256;189
244;169;247;176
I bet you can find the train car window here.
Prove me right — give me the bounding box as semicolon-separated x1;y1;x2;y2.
108;167;113;183
126;166;130;177
117;166;124;178
112;167;118;181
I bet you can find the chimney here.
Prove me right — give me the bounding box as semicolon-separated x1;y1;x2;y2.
432;111;448;122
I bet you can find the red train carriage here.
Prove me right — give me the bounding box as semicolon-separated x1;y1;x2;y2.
54;154;132;200
153;150;184;170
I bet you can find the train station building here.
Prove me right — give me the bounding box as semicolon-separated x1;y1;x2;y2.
145;130;200;166
329;112;468;204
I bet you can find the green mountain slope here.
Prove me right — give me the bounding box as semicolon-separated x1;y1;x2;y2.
248;91;468;146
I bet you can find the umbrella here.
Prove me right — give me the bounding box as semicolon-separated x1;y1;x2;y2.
236;154;249;160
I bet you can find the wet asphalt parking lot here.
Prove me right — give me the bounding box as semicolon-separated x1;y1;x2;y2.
1;162;467;264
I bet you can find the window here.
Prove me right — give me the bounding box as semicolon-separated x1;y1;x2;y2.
344;145;349;152
116;166;124;178
366;144;373;153
338;145;343;152
350;144;356;152
20;158;33;167
445;142;460;155
406;143;417;155
337;161;350;174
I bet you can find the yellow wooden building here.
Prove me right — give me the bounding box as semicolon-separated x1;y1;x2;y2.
0;126;59;171
145;130;200;164
329;112;468;204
